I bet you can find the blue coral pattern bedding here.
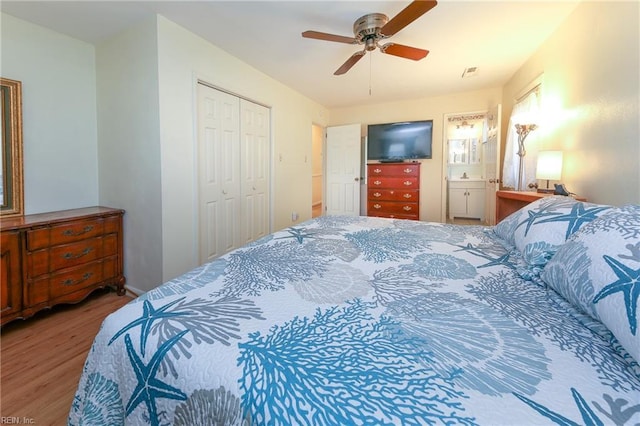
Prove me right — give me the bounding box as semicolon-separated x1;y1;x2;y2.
69;216;640;425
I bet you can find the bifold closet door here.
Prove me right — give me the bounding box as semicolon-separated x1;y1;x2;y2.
197;84;271;264
197;84;241;263
240;99;270;245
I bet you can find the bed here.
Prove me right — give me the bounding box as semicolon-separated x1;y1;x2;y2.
69;196;640;425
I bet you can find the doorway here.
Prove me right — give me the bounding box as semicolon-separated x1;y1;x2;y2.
312;124;324;217
443;112;487;225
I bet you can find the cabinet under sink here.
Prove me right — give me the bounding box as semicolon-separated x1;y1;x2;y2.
448;180;485;221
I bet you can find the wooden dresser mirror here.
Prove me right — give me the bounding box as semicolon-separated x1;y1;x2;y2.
1;77;24;218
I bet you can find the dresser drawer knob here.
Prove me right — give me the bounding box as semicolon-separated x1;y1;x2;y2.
373;204;381;209
373;168;382;174
373;192;381;197
63;247;93;260
403;181;413;186
63;225;94;237
373;180;382;185
403;193;412;199
403;206;412;211
403;168;413;174
62;272;93;286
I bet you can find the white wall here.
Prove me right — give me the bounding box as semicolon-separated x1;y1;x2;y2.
329;87;502;222
502;1;639;205
1;13;98;214
96;16;163;294
156;17;329;282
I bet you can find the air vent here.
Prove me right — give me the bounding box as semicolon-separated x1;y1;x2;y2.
462;67;479;78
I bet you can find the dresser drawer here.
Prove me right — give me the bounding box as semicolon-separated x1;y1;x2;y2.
368;177;418;189
368;201;419;215
26;256;118;305
26;234;118;277
26;217;103;250
368;189;418;202
368;164;419;177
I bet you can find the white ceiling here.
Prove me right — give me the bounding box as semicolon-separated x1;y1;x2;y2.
1;1;580;108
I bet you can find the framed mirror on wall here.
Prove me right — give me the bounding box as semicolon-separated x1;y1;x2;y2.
1;77;24;218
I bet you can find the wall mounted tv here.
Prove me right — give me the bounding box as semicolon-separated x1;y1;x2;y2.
367;120;433;162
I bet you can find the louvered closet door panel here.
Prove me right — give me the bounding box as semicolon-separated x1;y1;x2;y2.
198;85;241;263
240;99;270;244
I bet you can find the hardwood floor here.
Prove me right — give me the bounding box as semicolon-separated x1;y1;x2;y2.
0;288;133;425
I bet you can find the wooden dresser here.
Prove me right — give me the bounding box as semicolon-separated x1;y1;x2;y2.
0;206;125;325
367;163;420;220
496;191;586;223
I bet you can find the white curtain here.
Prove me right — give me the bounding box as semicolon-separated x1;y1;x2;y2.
502;90;540;190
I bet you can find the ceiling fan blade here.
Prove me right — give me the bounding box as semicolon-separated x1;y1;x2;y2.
334;51;366;75
380;43;429;61
302;30;357;44
381;0;437;37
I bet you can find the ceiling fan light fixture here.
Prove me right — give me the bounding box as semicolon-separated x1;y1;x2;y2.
302;0;438;75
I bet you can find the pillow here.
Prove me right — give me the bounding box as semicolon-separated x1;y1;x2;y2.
493;196;612;272
541;204;640;363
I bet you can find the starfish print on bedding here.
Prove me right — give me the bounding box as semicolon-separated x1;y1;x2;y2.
276;227;318;243
593;255;640;335
516;208;562;236
108;298;192;356
515;387;608;425
455;243;512;269
534;203;610;239
124;331;188;425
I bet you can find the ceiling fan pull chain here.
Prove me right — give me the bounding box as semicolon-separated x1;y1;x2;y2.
369;53;372;96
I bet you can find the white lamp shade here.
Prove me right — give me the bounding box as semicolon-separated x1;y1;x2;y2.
536;151;563;180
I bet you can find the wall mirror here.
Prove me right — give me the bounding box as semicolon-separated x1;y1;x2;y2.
1;77;24;218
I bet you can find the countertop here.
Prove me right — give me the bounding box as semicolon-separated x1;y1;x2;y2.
448;177;484;182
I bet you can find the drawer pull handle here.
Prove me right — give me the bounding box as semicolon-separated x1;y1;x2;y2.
373;204;381;209
403;181;413;186
63;247;93;260
403;194;412;199
373;180;382;185
373;168;382;174
373;192;381;197
403;168;413;174
62;272;93;286
63;225;94;237
403;206;412;211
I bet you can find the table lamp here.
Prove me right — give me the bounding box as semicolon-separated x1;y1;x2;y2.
536;150;563;193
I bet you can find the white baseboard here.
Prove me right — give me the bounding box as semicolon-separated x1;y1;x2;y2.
124;285;145;298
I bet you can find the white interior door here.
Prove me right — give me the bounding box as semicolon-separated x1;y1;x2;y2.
325;124;361;216
197;84;241;263
483;103;502;225
240;99;270;244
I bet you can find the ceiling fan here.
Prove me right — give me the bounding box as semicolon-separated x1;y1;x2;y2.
302;0;437;75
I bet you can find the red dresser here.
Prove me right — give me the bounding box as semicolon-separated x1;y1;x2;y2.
367;163;420;220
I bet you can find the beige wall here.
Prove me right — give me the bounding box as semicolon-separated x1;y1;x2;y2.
96;16;163;294
155;17;329;282
329;87;502;222
1;13;99;214
501;1;639;205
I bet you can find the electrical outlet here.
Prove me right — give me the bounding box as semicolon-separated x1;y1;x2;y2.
291;212;299;221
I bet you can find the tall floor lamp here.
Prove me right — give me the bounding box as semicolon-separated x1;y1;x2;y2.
515;123;538;191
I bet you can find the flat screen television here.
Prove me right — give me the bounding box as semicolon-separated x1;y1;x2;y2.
367;120;433;162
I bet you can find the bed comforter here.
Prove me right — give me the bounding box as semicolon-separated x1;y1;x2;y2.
69;215;640;425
